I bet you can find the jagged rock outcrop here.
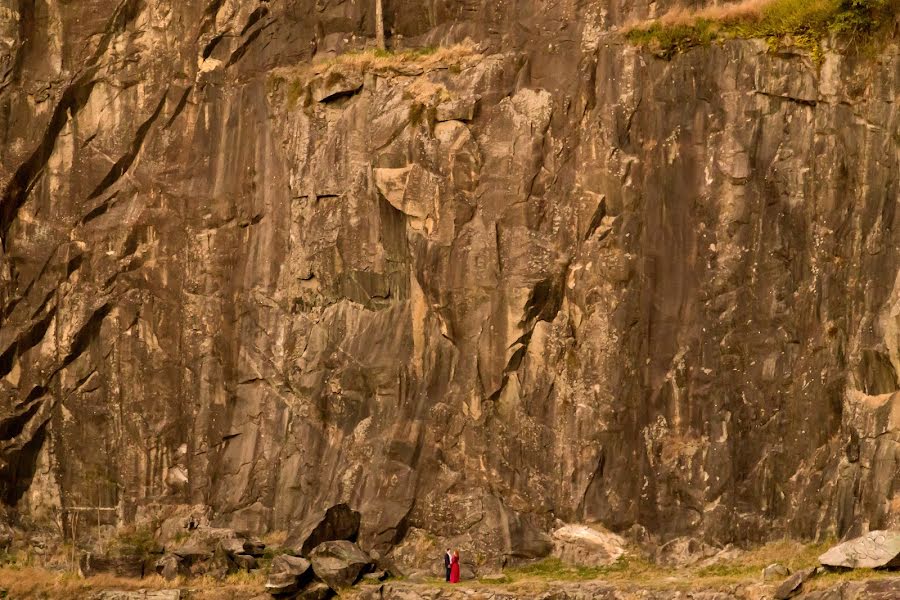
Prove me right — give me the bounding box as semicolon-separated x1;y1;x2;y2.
0;0;898;574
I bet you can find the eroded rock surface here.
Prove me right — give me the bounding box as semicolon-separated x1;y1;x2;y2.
819;530;900;569
0;0;898;574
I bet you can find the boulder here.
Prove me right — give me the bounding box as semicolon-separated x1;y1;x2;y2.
550;524;626;567
155;553;187;581
265;554;312;596
242;537;266;557
233;553;258;571
762;563;792;581
774;567;816;600
818;530;900;569
309;540;373;589
208;543;240;579
290;504;361;556
296;582;334;600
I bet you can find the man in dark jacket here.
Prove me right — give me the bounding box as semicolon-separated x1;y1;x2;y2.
444;548;452;581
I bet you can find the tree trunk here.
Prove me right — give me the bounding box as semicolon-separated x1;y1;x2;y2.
375;0;385;50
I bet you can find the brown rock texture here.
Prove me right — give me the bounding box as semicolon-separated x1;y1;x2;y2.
0;0;898;569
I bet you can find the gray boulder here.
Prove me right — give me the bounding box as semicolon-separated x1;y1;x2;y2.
265;554;312;596
819;530;900;569
309;540;373;589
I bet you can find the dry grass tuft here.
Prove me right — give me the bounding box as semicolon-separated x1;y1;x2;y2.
268;42;481;108
0;565;267;600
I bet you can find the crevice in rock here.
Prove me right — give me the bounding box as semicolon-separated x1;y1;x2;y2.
0;78;96;246
88;90;168;200
584;197;607;241
201;33;226;59
0;397;42;441
81;192;119;225
164;86;193;129
240;6;269;36
62;303;112;367
225;21;271;69
754;90;817;108
17;306;57;355
0;0;143;247
0;417;48;505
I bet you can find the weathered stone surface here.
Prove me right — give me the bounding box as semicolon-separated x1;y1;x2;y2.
435;97;477;122
819;530;900;569
309;541;372;590
763;563;792;582
312;66;365;103
233;553;258;571
550;524;625;567
655;537;719;568
265;554;312;596
155;553;186;581
775;567;817;600
0;0;898;578
290;504;361;556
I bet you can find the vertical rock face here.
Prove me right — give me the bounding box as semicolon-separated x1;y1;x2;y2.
0;0;897;567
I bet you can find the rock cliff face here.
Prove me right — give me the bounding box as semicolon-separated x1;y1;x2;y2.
0;0;898;568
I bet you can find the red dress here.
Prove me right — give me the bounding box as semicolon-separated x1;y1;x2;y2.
449;554;461;583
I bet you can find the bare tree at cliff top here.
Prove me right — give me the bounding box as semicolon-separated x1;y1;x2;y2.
375;0;385;50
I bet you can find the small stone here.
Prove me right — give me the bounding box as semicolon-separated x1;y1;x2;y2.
762;563;791;582
774;567;816;600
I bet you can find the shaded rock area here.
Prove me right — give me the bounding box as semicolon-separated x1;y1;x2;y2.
289;504;361;555
0;0;898;580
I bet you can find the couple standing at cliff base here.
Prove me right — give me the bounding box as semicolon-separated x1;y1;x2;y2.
444;549;461;583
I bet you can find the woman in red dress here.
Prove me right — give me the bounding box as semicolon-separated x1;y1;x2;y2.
449;550;461;583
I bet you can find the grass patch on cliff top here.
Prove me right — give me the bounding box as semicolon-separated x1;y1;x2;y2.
269;42;480;108
626;0;900;59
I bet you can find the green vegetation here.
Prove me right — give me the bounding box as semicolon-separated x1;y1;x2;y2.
626;0;900;60
105;524;157;560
